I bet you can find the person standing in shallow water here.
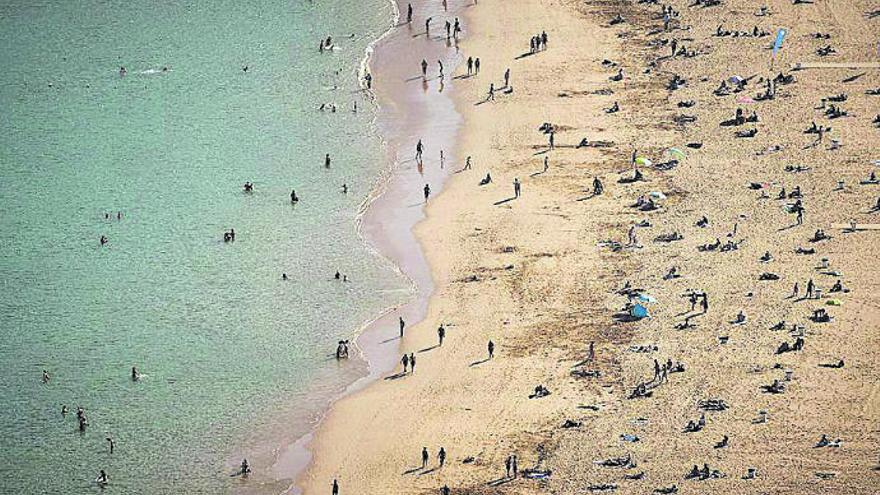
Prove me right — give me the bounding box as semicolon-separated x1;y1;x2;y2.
324;153;331;168
423;184;431;202
407;3;412;23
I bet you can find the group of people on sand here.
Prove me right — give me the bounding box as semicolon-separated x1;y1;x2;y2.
307;0;880;492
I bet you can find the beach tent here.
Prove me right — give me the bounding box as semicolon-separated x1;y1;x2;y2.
635;156;653;167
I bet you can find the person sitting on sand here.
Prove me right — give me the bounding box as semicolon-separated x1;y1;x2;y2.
810;229;831;242
530;385;550;398
479;173;492;186
593;177;604;195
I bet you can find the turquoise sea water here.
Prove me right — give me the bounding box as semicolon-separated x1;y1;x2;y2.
0;0;405;493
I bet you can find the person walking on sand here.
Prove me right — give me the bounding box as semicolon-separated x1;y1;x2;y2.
512;455;518;478
593;176;603;195
410;353;416;372
487;83;495;101
438;447;446;467
548;131;555;149
425;17;432;35
504;68;510;87
465;156;472;170
438;324;446;346
423;183;431;202
422;447;429;468
332;479;339;495
474;57;480;74
505;456;512;478
399;316;405;338
488;340;495;359
402;353;409;373
806;278;815;299
513;178;521;198
467;56;473;75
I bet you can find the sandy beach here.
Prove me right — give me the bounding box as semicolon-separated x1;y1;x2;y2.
294;0;880;493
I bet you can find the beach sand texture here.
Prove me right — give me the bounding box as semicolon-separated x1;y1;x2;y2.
296;0;880;493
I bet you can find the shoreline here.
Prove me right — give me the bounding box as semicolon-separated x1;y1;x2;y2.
265;0;470;492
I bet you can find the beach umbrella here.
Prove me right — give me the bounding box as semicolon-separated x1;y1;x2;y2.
634;156;652;167
667;147;686;160
630;304;649;319
636;294;657;304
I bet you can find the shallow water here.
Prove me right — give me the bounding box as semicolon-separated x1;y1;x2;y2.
0;0;407;493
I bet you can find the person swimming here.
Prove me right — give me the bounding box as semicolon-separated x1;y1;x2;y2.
131;366;140;381
290;190;299;203
96;469;108;485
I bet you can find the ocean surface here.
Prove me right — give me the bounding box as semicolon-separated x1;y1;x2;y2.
0;0;408;493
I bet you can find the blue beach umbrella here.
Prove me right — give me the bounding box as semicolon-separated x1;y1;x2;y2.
631;304;649;319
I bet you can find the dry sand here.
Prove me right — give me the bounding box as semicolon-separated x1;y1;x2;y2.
295;0;880;493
